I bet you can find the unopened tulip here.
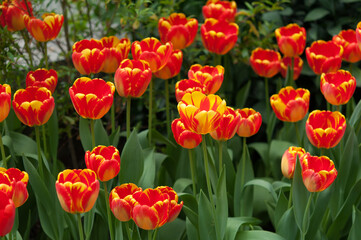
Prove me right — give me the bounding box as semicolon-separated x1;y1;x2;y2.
250;48;281;78
100;36;131;73
202;0;237;22
154;50;183;80
24;13;63;42
188;64;224;94
235;108;262;137
210;107;240;141
171;118;202;149
0;84;11;123
333;29;361;63
280;56;303;80
281;147;306;179
275;23;306;57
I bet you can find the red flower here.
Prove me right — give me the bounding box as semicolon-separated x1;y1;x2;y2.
270;86;310;122
0;168;29;208
72;39;106;75
188;64;224;94
114;59;152;98
171;118;202;149
0;84;11;123
333;29;361;63
55;169;100;213
320;70;356;106
202;0;237;22
235;108;262;137
280;56;303;80
305;40;343;75
85;145;121;182
24;13;63;42
156;186;183;223
175;79;204;102
281;147;306;179
250;48;281;78
69;77;115;119
12;86;54;127
356;21;361;52
131;37;173;72
305;110;346;149
210;107;240;141
275;23;306;57
100;36;131;73
158;13;198;50
0;0;33;31
154;50;183;80
109;183;142;222
0;191;15;237
26;68;58;94
301;153;337;192
201;18;239;55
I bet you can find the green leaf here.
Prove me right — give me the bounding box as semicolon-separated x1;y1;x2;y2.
94;119;110;146
158;219;186;240
84;207;96;239
198;191;216;240
349;99;361;128
304;8;330;22
119;129;144;184
216;167;228;240
245;179;277;202
235;230;286;240
109;126;121;148
225;217;261;240
274;190;289;227
180;193;198;227
276;208;298;239
173;178;193;193
138;148;155;189
186;217;199;240
248;142;268;169
79;117;92;151
48;107;59;161
269;140;293;179
235;80;251;108
348;207;361;240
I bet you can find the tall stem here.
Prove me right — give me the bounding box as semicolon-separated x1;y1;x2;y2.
90;119;95;149
152;228;159;240
44;42;48;69
148;78;153;145
301;193;314;240
148;230;152;240
103;182;114;240
201;137;214;206
288;183;293;209
0;128;6;168
240;138;247;191
218;140;223;176
126;97;131;139
42;125;48;159
84;0;93;37
264;78;270;119
294;122;302;147
35;126;43;177
165;79;170;137
124;221;132;240
188;149;197;196
77;213;84;240
21;31;33;68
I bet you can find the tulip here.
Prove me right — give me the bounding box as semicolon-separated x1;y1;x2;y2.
55;169;100;213
320;70;356;106
188;64;224;94
158;13;198;50
85;145;120;182
0;0;33;31
131;37;173;72
177;91;227;135
69;77;115;119
250;48;281;78
100;36;131;73
175;79;204;102
156;186;183;223
281;147;306;179
72;39;106;75
171;118;202;149
202;0;237;22
305;40;343;75
332;29;361;63
305;110;346;149
114;59;152;98
270;86;310;122
24;13;63;42
12;86;54;127
210;107;240;141
0;191;15;237
356;21;361;51
154;50;183;80
275;23;306;57
300;153;337;192
26;68;58;94
235;108;262;137
131;188;170;230
0;168;28;208
201;18;239;55
280;56;303;80
109;183;142;222
0;84;11;123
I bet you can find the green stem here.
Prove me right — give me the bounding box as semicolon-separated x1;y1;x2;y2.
152;228;159;240
124;221;132;240
111;101;115;134
35;126;43;177
0;128;7;168
148;78;153;146
103;182;114;240
21;31;33;68
301;193;314;240
294;122;302;147
90;119;95;149
77;213;84;240
336;105;341;113
126;97;131;139
44;42;48;69
240;138;247;191
148;230;152;240
218;141;223;176
288;182;293;209
188;149;197;196
42;124;48;159
264;78;270;119
201;137;214;206
165;79;170;137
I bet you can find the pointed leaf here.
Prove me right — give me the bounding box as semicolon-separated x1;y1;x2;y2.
216;167;228;240
94;119;110;146
79;117;92;151
198;191;216;240
225;217;261;240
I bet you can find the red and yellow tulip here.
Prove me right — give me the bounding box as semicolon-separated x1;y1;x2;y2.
158;13;198;50
24;13;63;42
0;168;28;208
171;118;202;149
188;64;224;94
26;68;58;94
275;23;306;57
55;169;100;213
175;79;204;102
154;50;183;80
85;145;120;182
201;18;239;55
301;153;337;192
100;36;131;73
0;0;33;32
12;86;54;127
156;186;183;223
0;191;15;237
69;77;114;119
202;0;237;22
235;108;262;137
0;84;11;123
210;107;240;141
250;48;281;78
281;147;306;179
114;59;152;98
333;29;361;63
305;110;346;149
280;56;303;80
270;86;310;122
